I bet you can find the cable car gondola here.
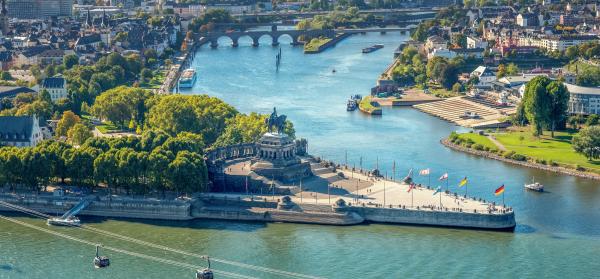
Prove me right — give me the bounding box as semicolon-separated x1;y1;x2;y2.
196;256;214;279
94;245;110;268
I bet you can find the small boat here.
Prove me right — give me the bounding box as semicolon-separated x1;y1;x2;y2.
332;68;336;73
347;99;357;111
362;44;384;53
94;245;110;268
525;178;544;192
47;216;81;227
178;68;197;88
196;256;214;279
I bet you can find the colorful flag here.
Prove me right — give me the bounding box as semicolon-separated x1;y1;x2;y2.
419;168;430;176
459;177;468;187
407;183;415;193
432;186;442;195
439;173;448;181
495;185;505;196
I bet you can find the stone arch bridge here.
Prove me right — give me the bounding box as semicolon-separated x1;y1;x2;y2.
198;26;413;48
202;28;335;48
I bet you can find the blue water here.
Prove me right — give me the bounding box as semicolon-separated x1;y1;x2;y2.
1;33;599;279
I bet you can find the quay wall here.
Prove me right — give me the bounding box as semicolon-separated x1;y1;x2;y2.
0;195;192;220
0;194;515;230
351;207;515;230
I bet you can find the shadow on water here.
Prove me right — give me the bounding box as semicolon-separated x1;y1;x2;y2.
514;224;536;234
0;264;21;273
79;216;268;232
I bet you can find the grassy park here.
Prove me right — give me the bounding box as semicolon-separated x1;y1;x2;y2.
359;96;382;115
303;37;332;53
451;130;600;174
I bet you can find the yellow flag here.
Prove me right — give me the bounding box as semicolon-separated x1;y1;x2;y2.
459;177;468;187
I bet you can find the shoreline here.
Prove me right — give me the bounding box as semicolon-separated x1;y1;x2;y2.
441;138;600;181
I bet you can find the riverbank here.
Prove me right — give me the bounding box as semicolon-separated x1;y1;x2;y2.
441;138;600;181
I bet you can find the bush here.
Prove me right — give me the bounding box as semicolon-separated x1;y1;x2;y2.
483;146;490;151
465;143;473;148
472;143;484;151
503;151;515;159
511;153;527;161
576;165;586;171
490;148;498;153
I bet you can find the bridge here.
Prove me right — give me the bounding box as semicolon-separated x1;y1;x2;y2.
198;26;415;48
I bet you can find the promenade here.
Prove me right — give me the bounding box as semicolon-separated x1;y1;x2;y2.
222;160;510;215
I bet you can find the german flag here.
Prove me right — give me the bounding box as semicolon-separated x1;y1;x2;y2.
494;185;505;196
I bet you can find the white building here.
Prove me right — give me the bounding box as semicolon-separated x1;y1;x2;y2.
0;115;43;147
471;66;496;88
466;36;488;49
565;83;600;115
40;75;68;102
428;48;457;59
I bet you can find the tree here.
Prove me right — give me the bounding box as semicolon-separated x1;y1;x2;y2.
439;63;459;90
0;71;12;81
56;110;81;137
68;123;93;145
521;77;569;137
586;114;599;126
547;81;569;137
63;54;79;70
572;126;600;160
147;95;237;144
91;86;151;128
522;76;552;136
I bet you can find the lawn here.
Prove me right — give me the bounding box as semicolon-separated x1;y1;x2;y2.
456;133;498;150
494;131;600;173
359;96;382;115
304;37;331;53
427;85;460;98
139;70;166;89
96;122;122;134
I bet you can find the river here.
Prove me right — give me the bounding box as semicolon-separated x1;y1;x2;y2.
1;33;599;279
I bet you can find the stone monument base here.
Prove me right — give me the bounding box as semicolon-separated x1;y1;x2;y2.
251;159;312;182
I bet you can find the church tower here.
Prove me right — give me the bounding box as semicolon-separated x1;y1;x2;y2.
0;0;9;36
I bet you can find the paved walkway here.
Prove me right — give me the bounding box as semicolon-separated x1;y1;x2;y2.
487;135;507;151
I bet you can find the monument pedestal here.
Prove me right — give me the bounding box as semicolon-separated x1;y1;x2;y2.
250;132;312;182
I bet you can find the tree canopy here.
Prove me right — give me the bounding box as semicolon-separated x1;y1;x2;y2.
520;76;570;137
147;94;237;144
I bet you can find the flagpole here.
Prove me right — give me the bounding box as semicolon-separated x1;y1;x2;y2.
411;187;414;208
428;172;431;188
466;180;468;197
328;183;331;204
384;171;387;207
439;187;442;208
300;178;303;203
445;172;449;191
503;189;505;207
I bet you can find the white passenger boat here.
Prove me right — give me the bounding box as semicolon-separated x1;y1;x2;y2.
47;216;81;227
178;68;197;88
524;178;544;192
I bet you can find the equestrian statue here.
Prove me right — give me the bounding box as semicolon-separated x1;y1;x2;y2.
265;107;287;134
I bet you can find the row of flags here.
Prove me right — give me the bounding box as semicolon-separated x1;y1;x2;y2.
408;168;505;196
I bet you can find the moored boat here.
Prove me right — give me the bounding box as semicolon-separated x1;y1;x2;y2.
47;216;81;227
178;68;197;88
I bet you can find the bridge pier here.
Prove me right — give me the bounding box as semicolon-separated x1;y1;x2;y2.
380;31;386;35
232;39;239;47
252;37;259;47
210;40;218;49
